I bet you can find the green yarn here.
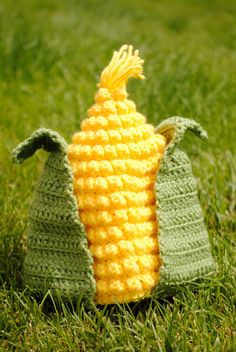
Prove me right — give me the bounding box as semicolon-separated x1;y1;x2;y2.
12;129;96;305
154;117;216;294
12;119;216;304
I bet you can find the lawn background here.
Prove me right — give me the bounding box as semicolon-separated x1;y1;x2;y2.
0;0;235;350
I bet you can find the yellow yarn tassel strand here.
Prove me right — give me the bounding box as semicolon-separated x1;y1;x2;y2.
68;45;166;305
98;44;145;92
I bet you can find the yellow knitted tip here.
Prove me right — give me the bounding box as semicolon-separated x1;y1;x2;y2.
98;45;145;92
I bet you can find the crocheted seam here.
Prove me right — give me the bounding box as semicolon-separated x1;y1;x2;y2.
12;128;96;306
154;117;216;295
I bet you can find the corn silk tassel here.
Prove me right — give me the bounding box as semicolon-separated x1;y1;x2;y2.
68;45;166;305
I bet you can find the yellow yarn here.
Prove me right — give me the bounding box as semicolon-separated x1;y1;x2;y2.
68;45;166;305
98;44;145;92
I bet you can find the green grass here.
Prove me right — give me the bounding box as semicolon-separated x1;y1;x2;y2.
0;0;235;350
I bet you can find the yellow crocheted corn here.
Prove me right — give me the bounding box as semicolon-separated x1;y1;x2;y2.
68;45;166;305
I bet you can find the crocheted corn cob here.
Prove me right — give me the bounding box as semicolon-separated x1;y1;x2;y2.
12;45;216;307
67;45;166;305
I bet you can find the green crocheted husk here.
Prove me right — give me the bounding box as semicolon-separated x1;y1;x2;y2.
12;128;96;306
153;117;216;295
12;119;216;304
